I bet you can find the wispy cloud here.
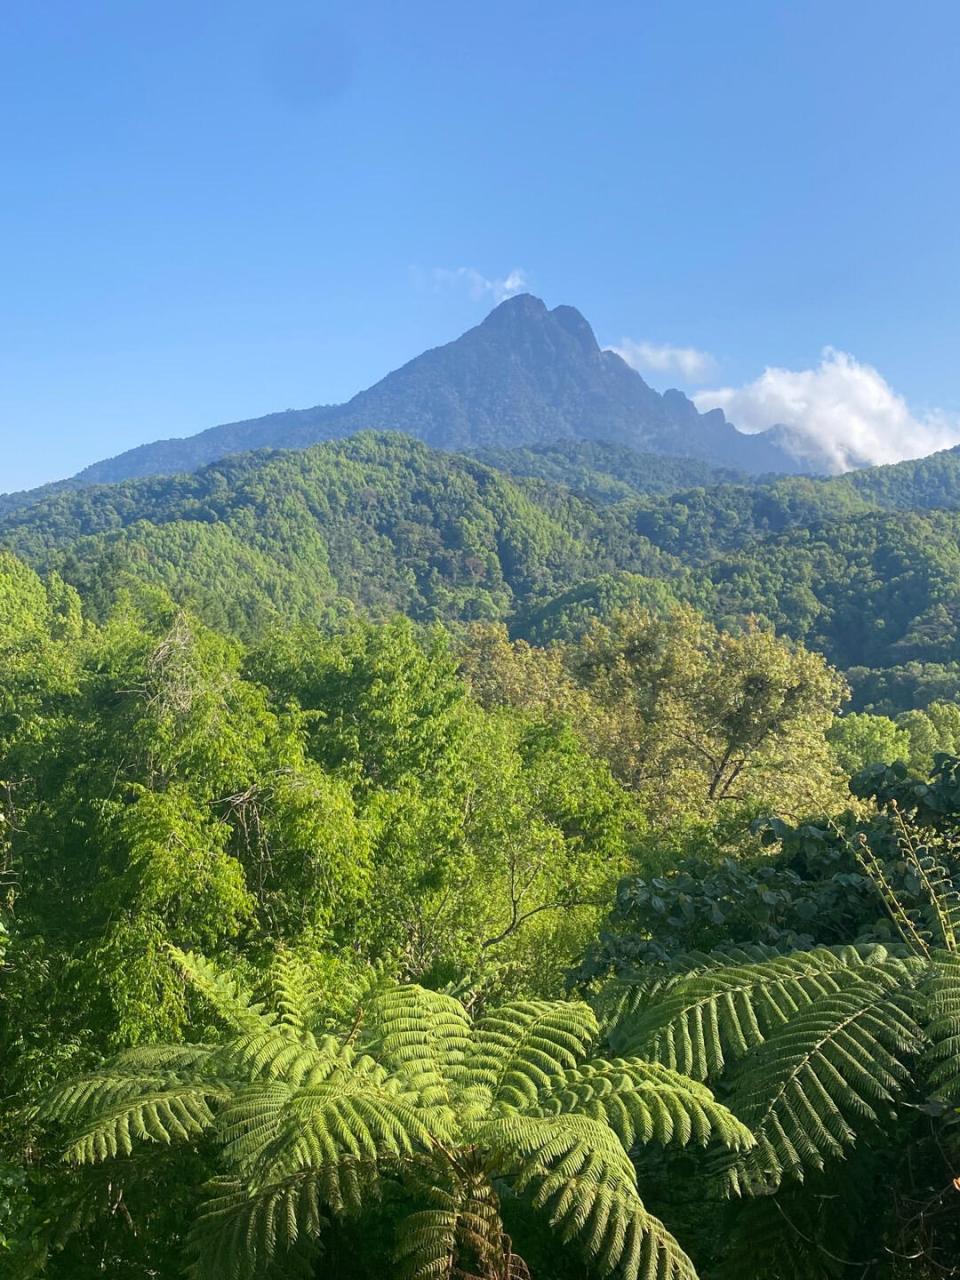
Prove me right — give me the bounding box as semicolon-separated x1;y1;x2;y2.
426;266;529;304
610;339;717;383
694;348;960;473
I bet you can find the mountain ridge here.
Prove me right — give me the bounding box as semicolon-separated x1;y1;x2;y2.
6;295;810;503
6;430;960;703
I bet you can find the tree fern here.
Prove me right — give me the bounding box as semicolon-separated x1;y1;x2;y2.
171;946;276;1034
722;976;920;1192
45;954;748;1280
609;944;913;1080
465;999;599;1105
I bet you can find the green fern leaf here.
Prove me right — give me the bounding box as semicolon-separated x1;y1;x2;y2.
725;975;920;1192
466;1000;599;1106
611;945;911;1080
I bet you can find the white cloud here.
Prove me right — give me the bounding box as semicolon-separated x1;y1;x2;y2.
429;266;529;304
611;339;716;383
694;348;960;474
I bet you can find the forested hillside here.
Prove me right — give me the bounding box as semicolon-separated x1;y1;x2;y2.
5;539;960;1278
4;432;960;710
469;440;749;503
5;405;960;1280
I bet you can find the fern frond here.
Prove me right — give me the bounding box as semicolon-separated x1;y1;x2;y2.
922;949;960;1098
171;946;277;1034
528;1168;697;1280
466;1000;599;1106
270;947;328;1035
216;1027;326;1084
592;946;787;1038
66;1087;224;1163
185;1173;330;1280
531;1058;754;1153
42;1043;229;1165
725;976;920;1192
41;1045;216;1120
611;945;911;1080
362;983;471;1104
489;1112;640;1194
217;1075;442;1186
45;976;727;1279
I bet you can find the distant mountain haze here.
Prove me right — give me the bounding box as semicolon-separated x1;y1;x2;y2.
28;295;811;496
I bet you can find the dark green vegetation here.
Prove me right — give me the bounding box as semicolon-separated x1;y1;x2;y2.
5;407;960;1276
5;430;960;707
469;440;748;505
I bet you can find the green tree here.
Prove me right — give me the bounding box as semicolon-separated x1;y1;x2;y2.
826;710;911;775
43;950;751;1280
896;700;960;773
571;606;847;817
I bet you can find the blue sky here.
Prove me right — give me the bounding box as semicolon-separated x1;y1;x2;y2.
3;0;960;489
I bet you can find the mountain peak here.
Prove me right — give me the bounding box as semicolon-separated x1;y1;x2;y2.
479;292;549;326
39;295;811;491
476;294;600;360
549;303;599;351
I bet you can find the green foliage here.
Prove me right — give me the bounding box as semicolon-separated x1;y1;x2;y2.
591;753;960;1277
462;605;847;822
827;710;912;774
41;953;750;1280
0;579;642;1280
0;434;655;631
513;572;687;646
470;441;747;506
8;413;960;1278
570;605;846;817
7;430;960;708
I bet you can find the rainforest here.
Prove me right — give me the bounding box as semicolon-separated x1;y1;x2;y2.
3;427;960;1278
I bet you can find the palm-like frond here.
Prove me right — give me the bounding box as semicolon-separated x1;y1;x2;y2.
531;1058;754;1153
184;1173;329;1280
269;947;328;1035
361;983;471;1104
48;975;748;1280
502;1108;699;1279
610;945;910;1080
923;949;960;1099
42;1044;227;1163
592;946;786;1039
466;999;599;1105
171;946;277;1034
218;1074;442;1187
723;974;920;1192
528;1169;698;1280
489;1111;640;1192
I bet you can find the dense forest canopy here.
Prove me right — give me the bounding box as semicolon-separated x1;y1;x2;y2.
5;432;960;709
5;424;960;1277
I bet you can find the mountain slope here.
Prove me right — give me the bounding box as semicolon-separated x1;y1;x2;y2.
16;295;805;497
468;440;748;504
5;432;960;701
0;433;687;635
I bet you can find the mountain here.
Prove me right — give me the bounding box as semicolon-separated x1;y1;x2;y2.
468;440;748;504
7;295;807;502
